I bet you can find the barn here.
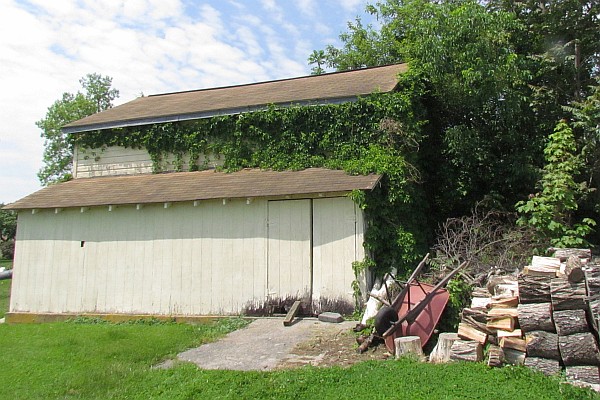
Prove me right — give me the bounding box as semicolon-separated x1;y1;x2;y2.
5;64;407;322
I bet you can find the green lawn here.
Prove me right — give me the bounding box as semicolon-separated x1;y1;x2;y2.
0;278;10;319
0;319;597;399
0;258;12;270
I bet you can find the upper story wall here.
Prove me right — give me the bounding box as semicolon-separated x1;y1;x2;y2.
73;145;223;179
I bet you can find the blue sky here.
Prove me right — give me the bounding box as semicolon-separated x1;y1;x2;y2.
0;0;375;203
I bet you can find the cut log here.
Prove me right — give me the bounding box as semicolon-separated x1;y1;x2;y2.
487;307;518;318
550;278;587;311
559;332;600;366
497;328;522;338
531;256;562;269
524;357;561;376
449;340;483;362
487;317;515;332
518;274;551;304
565;366;600;385
471;297;491;309
503;348;526;365
395;336;424;360
489;296;519;308
550;248;592;262
486;275;518;296
564;255;584;283
458;322;488;344
517;303;555;333
487;345;504;367
523;266;557;278
525;331;560;360
500;337;527;352
429;332;460;364
461;308;488;324
553;309;589;336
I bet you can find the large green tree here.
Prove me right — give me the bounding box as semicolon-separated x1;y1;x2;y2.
37;74;119;185
315;0;599;237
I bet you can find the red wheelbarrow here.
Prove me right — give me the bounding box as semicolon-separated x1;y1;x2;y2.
373;254;468;353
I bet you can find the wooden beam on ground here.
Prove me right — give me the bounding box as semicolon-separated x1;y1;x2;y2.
283;300;302;326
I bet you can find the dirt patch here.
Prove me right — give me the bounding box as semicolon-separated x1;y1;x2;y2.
277;326;392;369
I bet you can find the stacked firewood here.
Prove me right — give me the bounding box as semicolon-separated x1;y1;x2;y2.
443;248;600;390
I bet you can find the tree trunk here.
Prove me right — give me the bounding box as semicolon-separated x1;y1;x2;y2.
559;332;600;366
565;366;600;385
524;357;561;376
518;274;552;304
564;255;584;283
394;336;424;360
550;278;587;311
429;332;459;364
525;331;560;360
449;340;483;362
553;309;589;336
517;303;555;333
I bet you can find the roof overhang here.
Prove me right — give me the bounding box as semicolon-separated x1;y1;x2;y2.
4;168;382;211
62;63;407;134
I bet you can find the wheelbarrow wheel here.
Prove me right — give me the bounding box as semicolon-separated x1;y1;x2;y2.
374;306;399;336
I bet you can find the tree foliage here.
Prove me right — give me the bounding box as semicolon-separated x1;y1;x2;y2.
516;120;596;247
313;0;600;245
37;74;119;185
0;206;16;241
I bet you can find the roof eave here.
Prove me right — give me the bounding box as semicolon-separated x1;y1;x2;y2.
63;95;360;134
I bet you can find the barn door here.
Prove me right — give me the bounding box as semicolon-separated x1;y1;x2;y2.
312;197;358;304
267;200;312;303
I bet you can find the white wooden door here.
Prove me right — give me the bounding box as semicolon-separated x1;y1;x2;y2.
312;197;358;302
267;200;312;301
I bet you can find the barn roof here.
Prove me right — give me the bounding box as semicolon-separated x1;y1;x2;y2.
4;168;381;210
63;64;408;133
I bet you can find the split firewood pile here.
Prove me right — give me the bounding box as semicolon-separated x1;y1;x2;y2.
438;248;600;390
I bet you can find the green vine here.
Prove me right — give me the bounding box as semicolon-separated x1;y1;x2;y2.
72;92;428;274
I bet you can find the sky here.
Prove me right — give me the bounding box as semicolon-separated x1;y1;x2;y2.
0;0;375;204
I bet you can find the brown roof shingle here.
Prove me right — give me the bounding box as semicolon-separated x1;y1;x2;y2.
4;168;381;210
63;64;407;133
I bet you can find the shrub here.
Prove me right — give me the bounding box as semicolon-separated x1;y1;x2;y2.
0;240;15;260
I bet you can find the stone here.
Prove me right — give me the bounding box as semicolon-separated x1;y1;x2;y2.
318;312;344;323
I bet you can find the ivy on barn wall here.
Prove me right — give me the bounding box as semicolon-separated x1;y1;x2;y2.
73;92;429;278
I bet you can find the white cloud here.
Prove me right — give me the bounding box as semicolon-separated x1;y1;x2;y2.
296;0;316;17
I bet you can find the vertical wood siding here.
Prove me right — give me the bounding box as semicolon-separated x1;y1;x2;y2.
73;146;223;178
10;196;366;316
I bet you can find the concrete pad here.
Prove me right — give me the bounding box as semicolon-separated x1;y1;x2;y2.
176;318;355;371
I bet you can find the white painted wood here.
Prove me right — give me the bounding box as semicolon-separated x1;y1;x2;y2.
10;196;365;316
267;200;312;301
73;146;224;178
312;197;360;305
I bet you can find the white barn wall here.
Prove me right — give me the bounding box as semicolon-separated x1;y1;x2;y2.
10;196;367;317
11;200;268;315
73;146;223;178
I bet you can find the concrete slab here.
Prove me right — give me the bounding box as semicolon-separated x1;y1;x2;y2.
176;318;355;371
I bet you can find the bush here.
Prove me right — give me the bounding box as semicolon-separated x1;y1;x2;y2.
0;240;15;260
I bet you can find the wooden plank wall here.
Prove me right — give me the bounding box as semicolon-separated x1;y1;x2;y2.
73;146;223;178
10;197;367;316
11;200;267;315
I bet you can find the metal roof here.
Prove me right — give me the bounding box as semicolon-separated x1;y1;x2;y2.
63;64;407;133
4;168;381;210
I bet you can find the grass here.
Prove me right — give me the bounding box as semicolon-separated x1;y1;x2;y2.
0;258;11;319
0;319;597;400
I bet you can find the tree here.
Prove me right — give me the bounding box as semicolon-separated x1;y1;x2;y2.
314;0;539;220
0;206;17;260
37;73;119;185
307;50;326;75
516;120;595;247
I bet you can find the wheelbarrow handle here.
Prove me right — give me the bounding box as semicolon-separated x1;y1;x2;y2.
390;253;430;309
